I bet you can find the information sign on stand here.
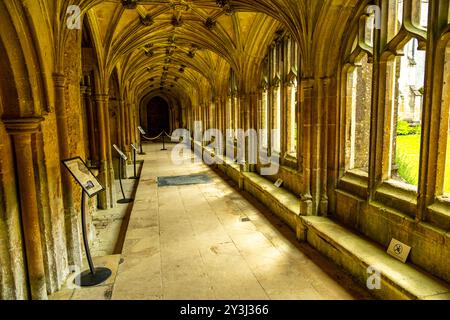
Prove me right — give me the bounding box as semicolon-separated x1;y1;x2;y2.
62;157;112;287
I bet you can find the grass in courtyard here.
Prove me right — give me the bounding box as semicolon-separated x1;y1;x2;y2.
396;134;450;194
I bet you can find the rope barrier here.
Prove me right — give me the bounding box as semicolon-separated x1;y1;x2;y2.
141;131;173;141
141;131;164;141
163;131;172;139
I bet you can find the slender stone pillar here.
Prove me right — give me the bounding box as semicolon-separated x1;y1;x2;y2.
125;102;133;159
239;93;250;173
95;94;116;209
285;84;294;156
53;73;82;268
318;78;330;216
249;92;258;172
82;85;98;167
118;99;128;177
104;98;116;206
4;118;47;300
299;79;314;216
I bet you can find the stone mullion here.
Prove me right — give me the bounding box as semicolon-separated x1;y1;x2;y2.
417;1;448;221
285;84;294;157
218;97;224;153
204;104;207;129
249;92;258;172
4;118;47;300
280;82;288;159
371;47;393;192
233;95;239;131
368;12;382;199
240;93;250;172
53;73;82;269
270;87;275;152
299;79;314;216
267;87;273;155
248;92;256;134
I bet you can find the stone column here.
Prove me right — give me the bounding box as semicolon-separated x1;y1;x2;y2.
120;99;130;177
248;92;258;172
239;93;250;172
4;118;47;300
95;94;116;209
318;78;330;216
125;102;133;159
53;73;82;268
82;85;98;167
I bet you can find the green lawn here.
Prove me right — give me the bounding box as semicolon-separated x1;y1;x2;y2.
396;134;450;194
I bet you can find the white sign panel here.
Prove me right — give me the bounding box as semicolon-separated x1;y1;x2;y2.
138;126;146;135
113;144;128;161
274;179;284;188
387;239;411;263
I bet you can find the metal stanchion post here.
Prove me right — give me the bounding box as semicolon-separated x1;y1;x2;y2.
117;157;133;204
139;135;146;155
133;147;137;178
74;192;112;286
161;131;167;151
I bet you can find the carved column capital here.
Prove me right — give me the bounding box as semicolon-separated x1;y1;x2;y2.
94;94;109;103
300;78;315;89
3;117;43;135
52;73;66;88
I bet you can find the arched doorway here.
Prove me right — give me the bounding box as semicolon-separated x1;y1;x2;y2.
147;96;170;136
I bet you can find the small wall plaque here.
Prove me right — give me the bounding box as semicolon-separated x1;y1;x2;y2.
113;144;128;161
274;179;284;188
387;239;411;263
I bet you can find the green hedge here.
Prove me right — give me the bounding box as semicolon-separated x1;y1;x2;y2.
397;120;421;136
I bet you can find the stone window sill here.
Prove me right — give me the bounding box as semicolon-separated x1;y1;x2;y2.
428;197;450;231
374;180;418;218
337;170;369;200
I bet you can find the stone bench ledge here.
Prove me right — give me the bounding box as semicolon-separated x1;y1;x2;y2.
301;216;450;300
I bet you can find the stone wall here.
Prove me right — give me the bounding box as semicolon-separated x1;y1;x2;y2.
334;190;450;283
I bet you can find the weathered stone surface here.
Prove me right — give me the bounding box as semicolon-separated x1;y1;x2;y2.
0;0;449;301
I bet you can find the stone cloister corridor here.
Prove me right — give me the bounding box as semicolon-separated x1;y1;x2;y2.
1;0;450;302
51;143;371;300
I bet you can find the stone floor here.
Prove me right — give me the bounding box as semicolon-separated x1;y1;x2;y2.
52;142;373;300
